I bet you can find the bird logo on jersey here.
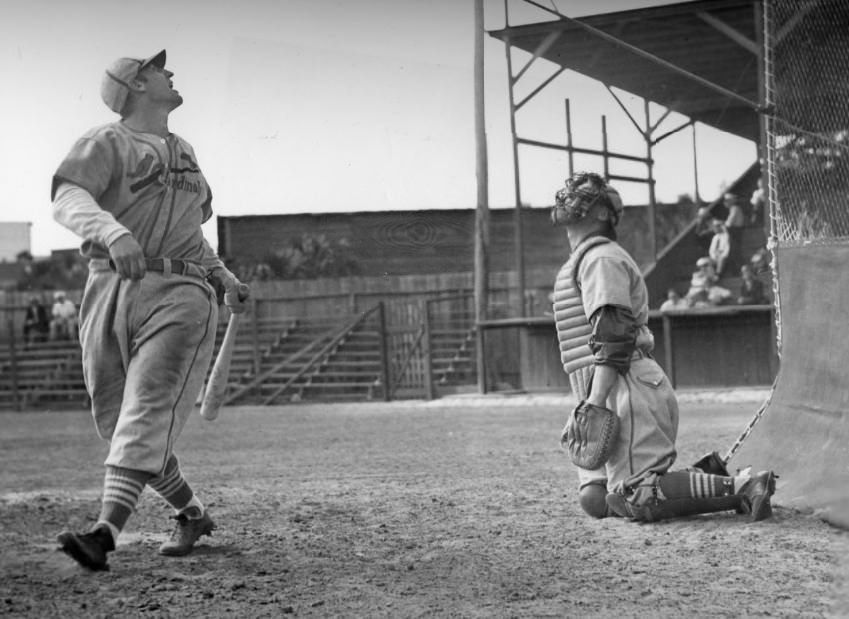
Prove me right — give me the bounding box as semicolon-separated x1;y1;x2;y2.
126;152;201;195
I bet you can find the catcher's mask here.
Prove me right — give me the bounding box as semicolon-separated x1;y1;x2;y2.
552;172;623;227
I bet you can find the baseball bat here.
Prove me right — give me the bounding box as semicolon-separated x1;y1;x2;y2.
200;284;249;421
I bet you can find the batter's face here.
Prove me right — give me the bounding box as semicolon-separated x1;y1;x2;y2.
139;64;183;110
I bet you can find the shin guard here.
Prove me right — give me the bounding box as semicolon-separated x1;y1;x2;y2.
614;472;744;522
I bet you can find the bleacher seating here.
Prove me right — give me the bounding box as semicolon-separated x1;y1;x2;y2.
1;308;484;409
0;339;86;409
645;162;773;308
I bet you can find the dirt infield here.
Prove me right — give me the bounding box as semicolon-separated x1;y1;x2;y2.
1;394;847;618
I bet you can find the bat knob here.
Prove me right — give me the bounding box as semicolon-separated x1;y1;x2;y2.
200;404;219;421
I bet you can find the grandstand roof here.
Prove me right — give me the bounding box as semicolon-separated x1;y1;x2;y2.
488;0;762;141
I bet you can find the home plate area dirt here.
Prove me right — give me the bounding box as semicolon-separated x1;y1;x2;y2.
1;400;846;618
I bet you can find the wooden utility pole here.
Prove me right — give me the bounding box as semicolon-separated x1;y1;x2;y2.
473;0;490;393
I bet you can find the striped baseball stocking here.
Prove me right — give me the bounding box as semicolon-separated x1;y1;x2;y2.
97;466;151;542
147;454;205;519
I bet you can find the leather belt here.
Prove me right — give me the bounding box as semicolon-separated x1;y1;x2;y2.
144;258;195;276
91;257;206;279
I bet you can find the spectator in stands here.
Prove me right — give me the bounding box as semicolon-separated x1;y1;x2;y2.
708;219;731;276
50;290;78;341
693;205;715;240
723;192;746;229
688;288;713;309
686;257;717;304
797;209;833;241
723;192;748;275
23;296;50;346
750;178;766;226
686;257;732;307
738;264;768;305
659;288;689;312
750;246;770;275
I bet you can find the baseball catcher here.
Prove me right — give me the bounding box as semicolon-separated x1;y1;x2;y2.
551;171;777;522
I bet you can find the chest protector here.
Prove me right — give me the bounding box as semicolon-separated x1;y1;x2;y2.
552;237;612;381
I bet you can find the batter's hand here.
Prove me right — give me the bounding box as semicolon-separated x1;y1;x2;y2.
209;267;250;314
108;234;146;280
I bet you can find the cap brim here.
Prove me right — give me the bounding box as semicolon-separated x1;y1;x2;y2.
140;49;166;70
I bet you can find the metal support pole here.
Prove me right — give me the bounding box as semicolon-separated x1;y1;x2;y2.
502;15;526;317
565;99;574;176
644;99;658;259
601;115;610;179
474;0;490;394
692;123;701;204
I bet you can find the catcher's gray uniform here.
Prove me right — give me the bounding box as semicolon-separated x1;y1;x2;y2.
550;172;776;522
553;235;678;494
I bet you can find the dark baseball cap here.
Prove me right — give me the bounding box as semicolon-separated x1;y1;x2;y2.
100;49;166;114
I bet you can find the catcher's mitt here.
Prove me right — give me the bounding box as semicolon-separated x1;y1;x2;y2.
560;400;620;470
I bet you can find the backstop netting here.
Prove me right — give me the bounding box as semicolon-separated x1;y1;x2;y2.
767;0;849;244
731;0;849;529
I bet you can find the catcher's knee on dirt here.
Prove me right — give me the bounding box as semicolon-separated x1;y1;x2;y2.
579;479;613;518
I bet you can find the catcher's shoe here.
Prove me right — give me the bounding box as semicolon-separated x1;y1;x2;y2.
57;525;115;571
159;511;216;556
605;493;635;519
737;470;777;522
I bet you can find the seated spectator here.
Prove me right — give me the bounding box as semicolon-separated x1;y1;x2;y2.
707;283;733;306
50;291;78;341
688;288;713;309
685;257;717;303
750;178;766;226
659;288;690;312
750;247;770;275
738;264;768;305
708;219;731;276
23;296;50;346
797;209;833;241
686;257;733;307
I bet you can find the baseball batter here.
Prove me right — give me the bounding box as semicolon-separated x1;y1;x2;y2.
52;50;248;570
551;172;777;522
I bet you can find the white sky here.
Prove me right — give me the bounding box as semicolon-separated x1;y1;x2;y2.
0;0;756;256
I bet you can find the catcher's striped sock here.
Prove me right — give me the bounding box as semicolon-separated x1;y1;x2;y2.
147;454;204;519
98;466;150;540
657;470;734;499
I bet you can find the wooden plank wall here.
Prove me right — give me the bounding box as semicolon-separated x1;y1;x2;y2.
218;206;656;279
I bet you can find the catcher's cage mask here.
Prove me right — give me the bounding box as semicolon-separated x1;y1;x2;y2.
552;172;623;227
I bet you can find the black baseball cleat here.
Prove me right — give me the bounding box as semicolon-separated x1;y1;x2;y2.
57;525;115;571
159;511;216;556
737;470;778;522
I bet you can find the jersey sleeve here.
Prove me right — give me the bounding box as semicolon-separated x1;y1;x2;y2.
200;237;226;272
200;183;213;223
51;137;115;201
577;251;633;318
